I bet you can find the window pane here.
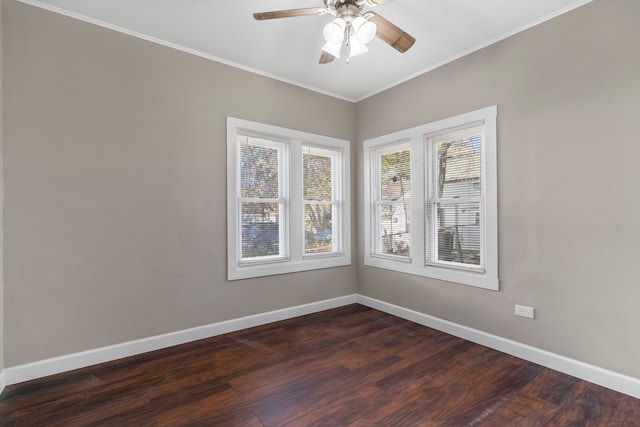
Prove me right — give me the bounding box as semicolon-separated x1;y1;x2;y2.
303;152;332;201
381;150;411;201
436;135;481;198
434;202;480;265
240;141;279;198
305;204;333;254
241;202;280;258
377;203;411;256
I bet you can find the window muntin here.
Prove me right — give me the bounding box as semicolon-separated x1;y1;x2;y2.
227;117;351;281
363;106;498;290
426;124;484;271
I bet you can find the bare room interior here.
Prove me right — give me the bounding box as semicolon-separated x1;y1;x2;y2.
0;0;639;425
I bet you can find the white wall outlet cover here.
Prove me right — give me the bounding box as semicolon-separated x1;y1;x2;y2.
515;304;535;319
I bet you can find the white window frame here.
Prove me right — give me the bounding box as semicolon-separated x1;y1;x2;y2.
370;140;412;262
302;145;343;258
236;136;290;265
227;117;351;281
363;106;498;290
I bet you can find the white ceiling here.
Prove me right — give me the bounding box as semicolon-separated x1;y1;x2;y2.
21;0;593;102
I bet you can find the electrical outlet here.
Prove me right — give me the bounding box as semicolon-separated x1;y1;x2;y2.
515;304;535;319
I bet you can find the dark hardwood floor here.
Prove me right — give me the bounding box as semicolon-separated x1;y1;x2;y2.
1;304;638;426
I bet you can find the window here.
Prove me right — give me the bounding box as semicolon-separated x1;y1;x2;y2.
238;137;288;262
426;124;484;270
227;117;351;280
303;146;339;255
371;141;412;260
363;106;498;290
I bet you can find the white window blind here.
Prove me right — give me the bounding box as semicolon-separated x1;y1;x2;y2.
426;123;485;271
238;135;289;263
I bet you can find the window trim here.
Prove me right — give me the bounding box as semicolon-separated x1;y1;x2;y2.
227;117;351;281
363;106;498;290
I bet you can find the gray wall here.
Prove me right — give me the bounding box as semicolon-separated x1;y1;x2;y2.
3;0;357;366
356;0;640;378
0;0;4;374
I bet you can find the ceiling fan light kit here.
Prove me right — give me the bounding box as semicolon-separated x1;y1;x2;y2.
321;15;376;60
254;0;415;65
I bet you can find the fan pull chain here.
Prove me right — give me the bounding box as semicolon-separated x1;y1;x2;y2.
346;26;351;64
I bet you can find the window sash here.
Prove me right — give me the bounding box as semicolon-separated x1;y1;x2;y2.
425;199;484;271
425;123;485;272
303;146;341;256
238;137;289;263
370;142;412;259
304;201;338;255
238;200;289;264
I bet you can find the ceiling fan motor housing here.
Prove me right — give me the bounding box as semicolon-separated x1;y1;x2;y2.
326;0;368;22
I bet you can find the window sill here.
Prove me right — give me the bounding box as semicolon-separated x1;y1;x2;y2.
364;255;498;291
229;254;351;281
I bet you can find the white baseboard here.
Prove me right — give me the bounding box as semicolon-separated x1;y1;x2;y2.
357;295;640;399
0;369;6;395
4;294;358;387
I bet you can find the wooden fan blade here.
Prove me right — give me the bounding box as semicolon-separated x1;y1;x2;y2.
319;51;335;64
365;12;415;53
254;8;326;20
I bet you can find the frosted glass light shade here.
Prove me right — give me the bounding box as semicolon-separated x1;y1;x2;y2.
322;42;342;58
352;16;377;44
323;18;346;44
349;35;369;57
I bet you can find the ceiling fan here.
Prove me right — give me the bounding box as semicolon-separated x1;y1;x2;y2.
254;0;415;64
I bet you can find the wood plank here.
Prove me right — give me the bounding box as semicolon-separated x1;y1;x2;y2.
473;392;560;427
253;354;410;426
547;380;640;426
